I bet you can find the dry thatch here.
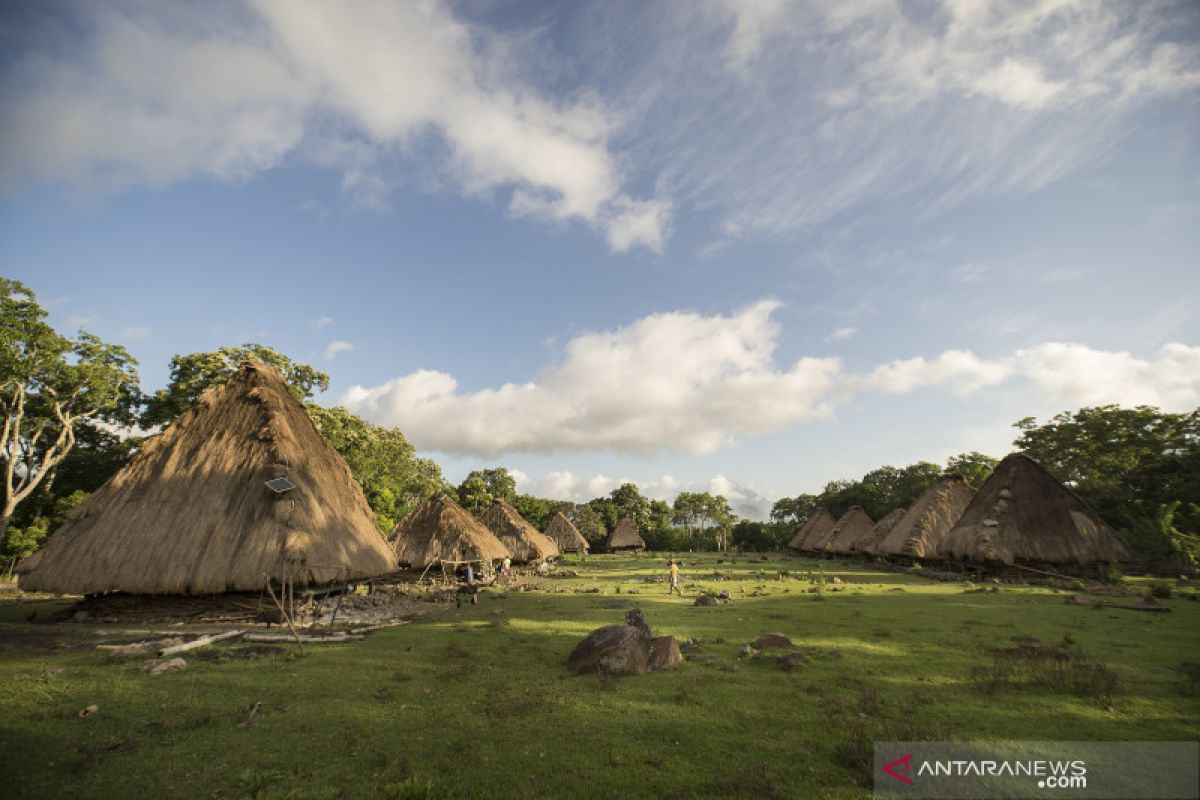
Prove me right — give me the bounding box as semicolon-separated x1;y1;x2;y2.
788;509;835;552
939;454;1133;565
874;474;976;559
821;507;877;554
481;499;559;563
544;511;590;553
17;361;396;595
389;493;510;569
850;508;906;555
606;517;646;552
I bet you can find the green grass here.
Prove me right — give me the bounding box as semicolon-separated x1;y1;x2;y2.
2;554;1197;799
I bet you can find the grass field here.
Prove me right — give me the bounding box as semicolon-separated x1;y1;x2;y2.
2;553;1198;799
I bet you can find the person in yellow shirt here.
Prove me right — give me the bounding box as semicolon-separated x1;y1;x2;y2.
668;559;681;596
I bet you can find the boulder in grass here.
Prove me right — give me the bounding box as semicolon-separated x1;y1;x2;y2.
139;657;187;675
649;636;683;672
566;609;652;676
693;595;718;607
754;633;794;650
778;652;808;671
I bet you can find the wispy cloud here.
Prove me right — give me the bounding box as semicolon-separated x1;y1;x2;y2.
118;326;151;341
310;316;334;330
324;340;354;360
826;326;857;342
340;299;1200;457
0;1;667;252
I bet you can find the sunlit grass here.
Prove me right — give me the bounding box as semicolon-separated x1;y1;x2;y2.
1;553;1197;798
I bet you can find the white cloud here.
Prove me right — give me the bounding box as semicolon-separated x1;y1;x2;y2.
118;326;151;341
310;316;334;330
324;340;354;360
0;1;666;252
827;326;857;342
618;0;1200;237
340;300;1200;458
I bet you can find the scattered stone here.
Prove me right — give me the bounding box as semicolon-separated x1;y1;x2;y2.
139;657;187;676
626;589;639;595
649;636;683;672
40;664;64;677
754;633;794;650
693;596;718;607
566;609;652;676
831;577;844;585
740;644;754;657
778;652;808;671
105;642;157;661
78;705;99;718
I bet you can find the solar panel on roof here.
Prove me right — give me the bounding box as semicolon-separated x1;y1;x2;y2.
265;477;296;494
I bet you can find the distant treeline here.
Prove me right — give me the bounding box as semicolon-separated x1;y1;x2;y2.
3;278;1197;566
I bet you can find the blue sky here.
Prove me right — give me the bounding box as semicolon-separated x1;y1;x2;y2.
2;0;1198;518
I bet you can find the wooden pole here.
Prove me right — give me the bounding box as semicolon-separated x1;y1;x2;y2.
265;581;304;654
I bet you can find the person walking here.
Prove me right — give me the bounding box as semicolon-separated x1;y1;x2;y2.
668;558;682;596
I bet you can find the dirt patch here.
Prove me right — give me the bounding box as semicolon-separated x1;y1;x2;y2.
0;623;94;655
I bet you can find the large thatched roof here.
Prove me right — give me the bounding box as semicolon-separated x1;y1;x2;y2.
850;508;906;555
821;507;877;554
605;517;646;551
939;454;1132;565
389;493;510;568
481;499;559;563
17;361;396;595
788;509;835;552
545;512;589;553
873;474;976;559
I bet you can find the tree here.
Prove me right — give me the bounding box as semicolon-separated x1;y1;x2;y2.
609;483;651;529
945;451;999;489
1014;405;1200;543
306;404;449;531
456;467;517;515
142;343;329;428
567;503;607;547
0;279;140;552
512;494;571;530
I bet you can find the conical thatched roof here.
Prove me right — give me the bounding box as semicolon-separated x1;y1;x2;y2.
17;361;396;595
939;454;1132;565
481;499;559;563
875;474;976;559
821;507;876;554
545;511;589;553
605;517;645;551
850;508;906;555
389;493;510;568
788;509;835;552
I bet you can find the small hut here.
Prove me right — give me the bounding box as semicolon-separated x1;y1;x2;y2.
390;493;510;570
939;454;1132;566
17;361;397;595
481;499;559;563
788;509;835;552
544;511;590;554
821;507;877;554
875;474;976;560
605;517;646;552
850;508;906;556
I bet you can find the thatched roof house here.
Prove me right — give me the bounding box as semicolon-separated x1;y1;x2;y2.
605;517;646;552
850;508;906;555
875;474;975;559
390;493;510;569
939;454;1132;565
17;361;396;595
545;511;589;553
788;509;835;552
481;499;559;563
821;507;876;554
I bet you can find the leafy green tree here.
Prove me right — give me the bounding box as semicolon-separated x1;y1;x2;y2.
456;467;517;515
1015;405;1200;547
142;343;329;428
672;491;735;550
306;405;449;531
0;279;140;552
732;520;789;552
587;497;619;533
567;503;608;547
512;494;572;530
945;451;999;488
609;482;651;529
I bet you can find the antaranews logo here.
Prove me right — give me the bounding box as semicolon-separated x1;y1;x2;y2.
880;754;1087;789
